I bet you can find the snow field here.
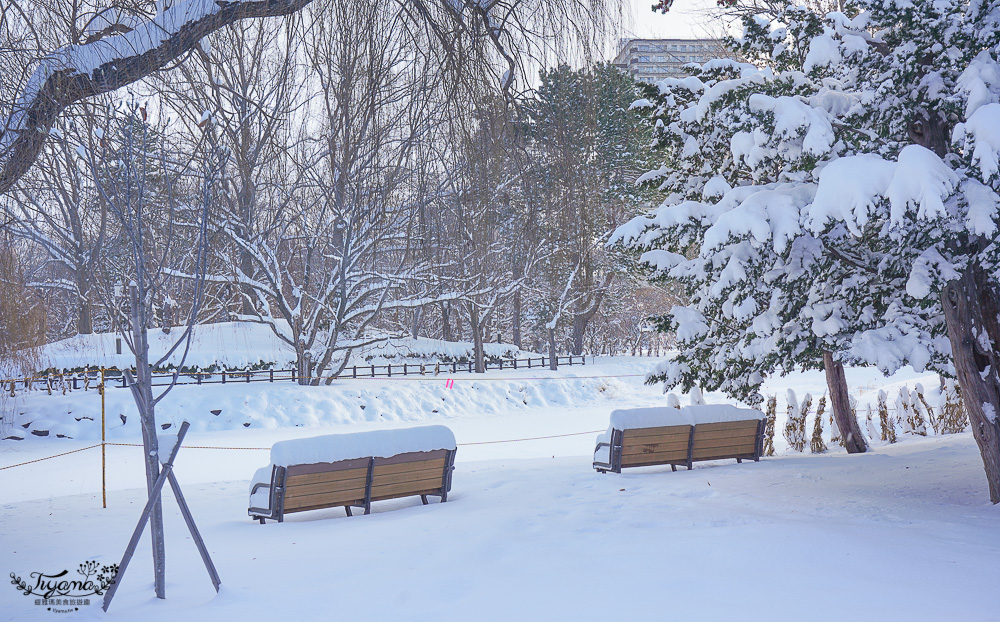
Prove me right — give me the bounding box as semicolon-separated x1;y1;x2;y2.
1;357;998;620
1;433;997;621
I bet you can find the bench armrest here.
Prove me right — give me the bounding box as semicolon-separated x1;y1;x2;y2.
593;441;613;469
250;482;271;496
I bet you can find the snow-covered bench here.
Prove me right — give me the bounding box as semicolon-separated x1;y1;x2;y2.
249;426;457;523
593;405;765;473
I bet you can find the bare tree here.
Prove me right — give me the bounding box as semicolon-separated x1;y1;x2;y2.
83;102;218;598
6;106;113;334
0;0;618;195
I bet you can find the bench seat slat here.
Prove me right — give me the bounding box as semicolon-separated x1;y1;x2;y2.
284;489;366;510
371;477;445;497
622;425;691;439
284;477;368;500
371;467;449;487
621;439;690;455
694;421;760;433
285;467;369;487
693;437;758;451
372;458;447;476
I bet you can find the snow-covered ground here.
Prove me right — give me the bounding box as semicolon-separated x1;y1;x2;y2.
1;353;998;621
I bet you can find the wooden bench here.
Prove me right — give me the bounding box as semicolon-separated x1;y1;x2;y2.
249;426;456;523
593;406;764;474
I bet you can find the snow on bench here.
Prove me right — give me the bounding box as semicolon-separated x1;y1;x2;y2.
249;425;457;523
593;405;765;473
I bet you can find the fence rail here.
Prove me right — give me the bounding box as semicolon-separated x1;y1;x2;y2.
3;355;586;395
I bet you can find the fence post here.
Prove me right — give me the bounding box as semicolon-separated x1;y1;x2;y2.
222;370;226;384
101;368;106;509
353;366;357;379
246;370;250;383
403;363;407;376
388;364;392;377
269;369;274;382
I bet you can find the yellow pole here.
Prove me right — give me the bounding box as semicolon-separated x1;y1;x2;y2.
101;367;107;509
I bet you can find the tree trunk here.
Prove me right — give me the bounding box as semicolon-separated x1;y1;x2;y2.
411;306;423;340
454;306;463;342
130;284;166;599
240;252;255;316
512;289;522;349
941;268;1000;503
469;304;485;373
441;302;452;342
78;297;93;335
548;326;558;371
823;350;867;454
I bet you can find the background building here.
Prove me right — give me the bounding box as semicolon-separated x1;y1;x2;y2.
613;38;728;83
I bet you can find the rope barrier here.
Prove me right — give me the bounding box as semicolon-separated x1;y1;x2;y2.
0;428;610;471
344;373;647;382
457;429;604;445
105;442;269;450
0;444;101;470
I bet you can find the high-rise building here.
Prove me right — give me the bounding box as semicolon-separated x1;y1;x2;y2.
613;38;729;84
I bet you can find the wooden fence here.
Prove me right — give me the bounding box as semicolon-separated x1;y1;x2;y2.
3;355;586;394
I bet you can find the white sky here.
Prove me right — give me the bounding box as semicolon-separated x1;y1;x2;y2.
621;0;734;43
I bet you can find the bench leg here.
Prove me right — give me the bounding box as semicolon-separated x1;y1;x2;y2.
737;458;742;463
345;506;353;517
420;495;428;505
671;464;676;472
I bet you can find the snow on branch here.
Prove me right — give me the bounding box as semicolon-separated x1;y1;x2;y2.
0;0;314;194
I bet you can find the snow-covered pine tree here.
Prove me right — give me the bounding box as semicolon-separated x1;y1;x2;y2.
616;0;1000;501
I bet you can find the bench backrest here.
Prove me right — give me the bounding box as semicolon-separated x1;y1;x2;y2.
608;418;763;472
691;420;761;462
619;425;692;469
283;457;370;515
371;449;452;502
279;449;454;516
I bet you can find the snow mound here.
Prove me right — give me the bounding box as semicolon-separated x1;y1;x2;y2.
608;404;764;431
